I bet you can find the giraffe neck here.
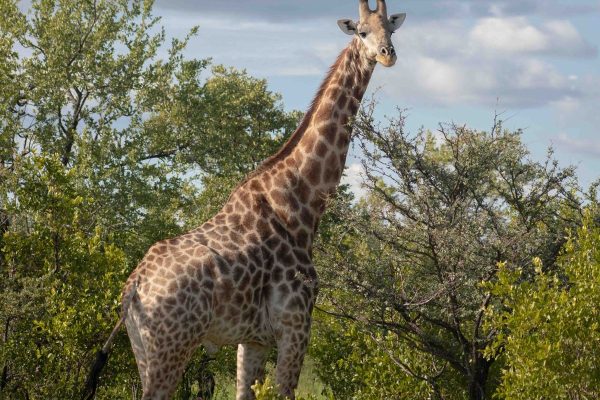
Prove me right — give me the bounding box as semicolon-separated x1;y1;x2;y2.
229;38;375;252
262;38;374;242
290;37;374;201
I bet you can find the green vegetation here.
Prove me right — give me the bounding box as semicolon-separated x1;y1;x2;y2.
309;106;595;400
1;0;598;399
0;0;296;398
484;211;600;399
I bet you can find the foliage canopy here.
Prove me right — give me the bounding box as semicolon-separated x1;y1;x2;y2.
0;0;297;398
311;104;587;400
485;210;600;400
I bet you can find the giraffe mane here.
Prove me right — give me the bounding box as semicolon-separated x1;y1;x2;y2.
230;43;352;195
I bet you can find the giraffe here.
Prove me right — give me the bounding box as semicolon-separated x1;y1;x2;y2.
82;1;405;399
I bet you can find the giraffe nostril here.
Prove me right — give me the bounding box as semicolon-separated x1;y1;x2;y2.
380;46;395;57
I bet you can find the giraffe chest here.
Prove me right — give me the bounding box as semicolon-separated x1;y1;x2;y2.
201;237;317;345
132;198;318;345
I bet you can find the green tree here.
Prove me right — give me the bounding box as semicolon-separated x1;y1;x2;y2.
311;311;464;400
313;104;583;399
485;210;600;399
0;0;298;398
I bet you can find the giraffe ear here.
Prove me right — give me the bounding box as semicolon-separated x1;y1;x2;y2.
389;13;406;32
337;19;357;35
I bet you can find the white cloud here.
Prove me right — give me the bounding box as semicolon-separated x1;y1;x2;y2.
549;75;600;132
158;11;335;77
513;59;568;89
550;96;581;114
372;16;595;108
154;0;600;22
470;17;548;54
554;134;600;157
469;17;596;57
414;57;464;97
469;0;600;19
341;163;368;200
155;7;599;110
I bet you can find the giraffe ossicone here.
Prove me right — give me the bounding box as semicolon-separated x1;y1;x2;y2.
84;1;405;399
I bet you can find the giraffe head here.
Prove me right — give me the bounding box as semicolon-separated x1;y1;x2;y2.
337;0;406;67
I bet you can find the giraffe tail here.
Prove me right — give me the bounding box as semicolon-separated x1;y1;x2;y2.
81;281;137;400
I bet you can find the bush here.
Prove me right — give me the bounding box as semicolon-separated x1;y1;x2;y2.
485;210;600;399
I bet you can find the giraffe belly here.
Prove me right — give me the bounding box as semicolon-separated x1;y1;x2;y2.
128;232;318;351
202;280;317;348
204;276;281;346
203;305;274;347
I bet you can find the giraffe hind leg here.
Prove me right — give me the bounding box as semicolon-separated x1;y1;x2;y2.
133;307;209;399
140;337;200;400
126;319;202;400
125;306;149;391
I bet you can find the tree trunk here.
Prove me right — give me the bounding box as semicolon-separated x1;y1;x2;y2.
468;356;492;400
0;208;8;267
1;318;10;390
0;364;7;390
0;211;9;391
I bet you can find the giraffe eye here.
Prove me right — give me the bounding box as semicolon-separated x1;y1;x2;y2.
359;32;367;38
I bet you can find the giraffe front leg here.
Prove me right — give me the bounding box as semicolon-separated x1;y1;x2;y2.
236;342;270;400
275;329;310;400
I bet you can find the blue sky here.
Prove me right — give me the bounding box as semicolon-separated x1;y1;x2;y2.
156;1;600;192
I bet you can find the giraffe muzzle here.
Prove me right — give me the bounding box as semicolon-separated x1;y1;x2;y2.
376;46;397;67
